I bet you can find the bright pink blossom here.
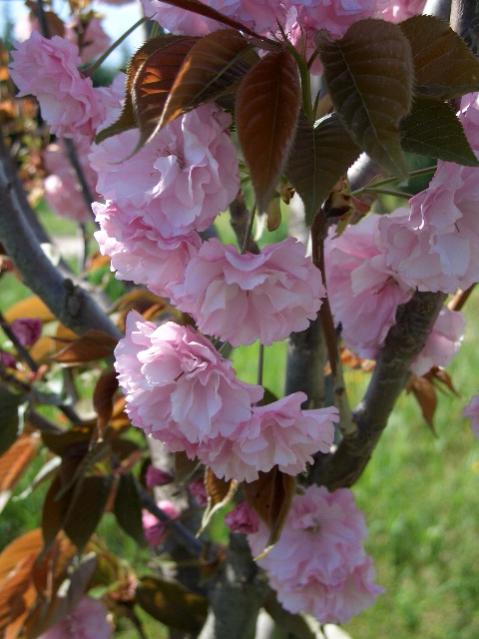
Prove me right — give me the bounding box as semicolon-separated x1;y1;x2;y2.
379;0;426;21
173;238;325;346
93;201;200;298
114;312;263;457
44;141;98;222
11;318;42;348
225;502;260;534
325;214;413;359
463;396;479;438
249;486;382;624
146;466;173;488
203;393;337;482
411;308;465;376
10;32;105;138
90;104;238;238
38;597;112;639
142;500;179;546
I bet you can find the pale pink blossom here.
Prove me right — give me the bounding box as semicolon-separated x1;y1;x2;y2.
463;396;479;438
290;0;379;38
146;466;173;488
411;308;465;376
140;0;283;35
173;238;325;346
90;104;239;238
379;95;479;293
142;500;179;546
379;0;426;22
325;214;413;359
9;32;105;138
11;318;42;348
44;141;98;222
114;312;263;457
204;393;337;482
93;200;200;298
249;486;382;624
225;502;260;534
66;17;111;64
38;597;112;639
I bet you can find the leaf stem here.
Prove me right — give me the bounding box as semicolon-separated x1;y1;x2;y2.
257;343;265;386
360;187;413;199
353;165;436;194
85;17;147;76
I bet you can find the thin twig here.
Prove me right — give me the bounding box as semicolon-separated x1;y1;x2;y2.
0;310;39;372
257;343;264;387
85;17;147;76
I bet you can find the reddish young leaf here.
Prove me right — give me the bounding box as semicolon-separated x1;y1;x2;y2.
400;15;479;100
113;473;146;545
244;467;296;548
161;29;253;128
93;369;119;434
407;375;438;435
133;37;197;145
236;48;301;212
4;296;54;323
51;330;118;365
318;19;413;178
0;434;39;513
151;0;259;37
200;468;237;533
96;36;190;143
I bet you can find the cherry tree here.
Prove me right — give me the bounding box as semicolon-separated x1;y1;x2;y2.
0;0;478;637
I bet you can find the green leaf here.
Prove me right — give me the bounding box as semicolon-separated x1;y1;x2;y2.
113;474;146;545
401;97;479;166
161;29;256;129
400;15;479;100
136;576;207;633
0;385;24;456
236;47;302;212
318;18;413;178
286;113;360;224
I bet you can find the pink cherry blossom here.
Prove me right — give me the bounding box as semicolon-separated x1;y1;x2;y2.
203;393;338;482
114;312;263;458
173;238;325;346
248;486;382;624
66;17;111;64
140;0;283;35
142;500;179;546
38;597;112;639
411;308;465;376
225;502;260;534
90;104;239;238
146;466;173;488
290;0;379;38
11;318;42;348
44;141;98;222
10;32;105;138
463;396;479;438
325;214;413;359
379;0;426;22
93;201;200;298
0;351;17;369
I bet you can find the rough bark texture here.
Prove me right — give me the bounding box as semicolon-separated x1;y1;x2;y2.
310;292;446;489
0;133;119;339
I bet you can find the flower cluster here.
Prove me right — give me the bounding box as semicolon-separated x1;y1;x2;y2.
142;500;180;547
248;486;383;623
325;213;465;371
463;396;479;438
115;313;337;482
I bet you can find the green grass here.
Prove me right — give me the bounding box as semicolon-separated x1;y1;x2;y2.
1;211;479;638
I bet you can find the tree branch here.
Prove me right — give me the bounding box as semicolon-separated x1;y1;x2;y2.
310;292;446;489
198;535;266;639
0;132;119;339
